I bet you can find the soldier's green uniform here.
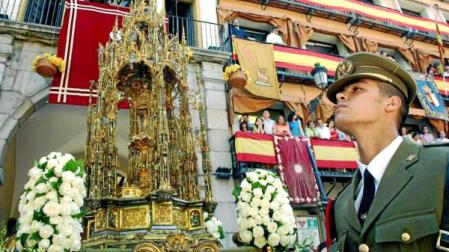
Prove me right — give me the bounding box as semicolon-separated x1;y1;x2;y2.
326;53;449;252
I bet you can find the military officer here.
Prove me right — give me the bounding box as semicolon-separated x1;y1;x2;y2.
326;52;449;252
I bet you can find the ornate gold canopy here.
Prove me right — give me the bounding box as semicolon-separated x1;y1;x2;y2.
83;0;217;250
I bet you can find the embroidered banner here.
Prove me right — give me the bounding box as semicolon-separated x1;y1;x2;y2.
310;139;358;169
274;137;319;204
49;0;128;106
412;73;449;121
232;38;280;99
234;131;277;164
296;0;449;36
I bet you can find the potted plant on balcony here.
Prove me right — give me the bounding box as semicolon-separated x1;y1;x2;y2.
224;64;248;89
32;53;65;78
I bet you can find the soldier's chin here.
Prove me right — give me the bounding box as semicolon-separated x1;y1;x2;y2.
334;117;351;134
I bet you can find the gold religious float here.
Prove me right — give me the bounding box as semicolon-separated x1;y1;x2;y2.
82;1;218;250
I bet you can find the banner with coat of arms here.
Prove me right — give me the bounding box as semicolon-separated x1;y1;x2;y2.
411;72;449;121
232;38;281;100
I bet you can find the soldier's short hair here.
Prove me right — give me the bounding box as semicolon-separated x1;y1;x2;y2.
377;81;408;129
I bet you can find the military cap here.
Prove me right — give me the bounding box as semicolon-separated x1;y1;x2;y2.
326;52;416;104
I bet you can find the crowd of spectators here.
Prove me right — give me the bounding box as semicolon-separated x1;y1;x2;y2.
400;126;449;144
238;110;350;141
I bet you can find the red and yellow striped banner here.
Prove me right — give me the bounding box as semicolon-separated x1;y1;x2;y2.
234;132;277;164
310;138;359;169
433;76;449;97
233;41;343;76
274;46;342;76
297;0;449;36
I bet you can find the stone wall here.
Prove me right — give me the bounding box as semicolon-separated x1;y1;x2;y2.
0;21;58;221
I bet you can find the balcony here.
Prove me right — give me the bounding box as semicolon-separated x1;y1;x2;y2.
0;0;228;52
241;0;449;46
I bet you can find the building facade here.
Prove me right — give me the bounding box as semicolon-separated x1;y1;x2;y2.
1;0;449;249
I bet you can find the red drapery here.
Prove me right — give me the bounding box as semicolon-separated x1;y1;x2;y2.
49;0;129;106
274;137;318;204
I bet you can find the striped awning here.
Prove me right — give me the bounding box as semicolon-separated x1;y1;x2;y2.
234;132;277;164
310;138;358;169
296;0;449;36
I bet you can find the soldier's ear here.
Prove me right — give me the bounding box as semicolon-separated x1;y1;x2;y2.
385;96;402;112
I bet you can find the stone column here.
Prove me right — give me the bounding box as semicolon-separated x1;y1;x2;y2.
200;61;238;248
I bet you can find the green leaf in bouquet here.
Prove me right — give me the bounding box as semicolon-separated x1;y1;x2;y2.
271;191;278;200
44;168;55;179
72;207;86;219
232;186;242;199
30;232;40;240
19;233;29;247
218;225;225;239
34;175;47;186
76;159;85;176
33;209;50;224
50;177;63;191
64;159;78;173
35;193;46;198
251;182;263;190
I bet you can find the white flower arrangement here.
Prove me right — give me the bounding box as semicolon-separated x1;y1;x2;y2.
204;212;225;240
15;152;87;251
233;169;296;250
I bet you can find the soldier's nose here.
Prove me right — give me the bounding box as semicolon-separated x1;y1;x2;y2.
336;91;347;102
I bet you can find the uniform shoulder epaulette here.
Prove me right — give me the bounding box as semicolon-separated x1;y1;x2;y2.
423;142;449;148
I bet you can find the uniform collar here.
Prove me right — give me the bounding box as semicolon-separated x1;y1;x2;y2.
357;136;403;183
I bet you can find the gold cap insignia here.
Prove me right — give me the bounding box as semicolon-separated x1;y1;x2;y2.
336;59;354;80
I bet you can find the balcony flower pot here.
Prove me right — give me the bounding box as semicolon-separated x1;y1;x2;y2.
32;53;65;78
229;70;247;89
35;58;58;77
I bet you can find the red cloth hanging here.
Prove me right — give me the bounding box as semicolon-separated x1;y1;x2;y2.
274;137;319;204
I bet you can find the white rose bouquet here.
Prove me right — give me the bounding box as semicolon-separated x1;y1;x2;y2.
233;169;296;251
204;212;225;240
15;152;87;251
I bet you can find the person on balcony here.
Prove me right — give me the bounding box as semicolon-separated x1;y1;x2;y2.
304;121;317;138
262;110;275;134
230;19;248;39
239;121;249;132
421;126;434;143
273;115;293;137
252;117;265;134
315;119;331;139
265;27;286;45
435;130;449;143
239;113;253;131
412;131;423;144
328;120;338;140
287;112;304;137
326;52;449;252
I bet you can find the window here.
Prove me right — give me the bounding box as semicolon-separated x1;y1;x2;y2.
377;47;411;71
306;41;338;55
401;8;421;17
398;0;426;18
24;0;64;26
166;0;194;46
357;0;374;4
